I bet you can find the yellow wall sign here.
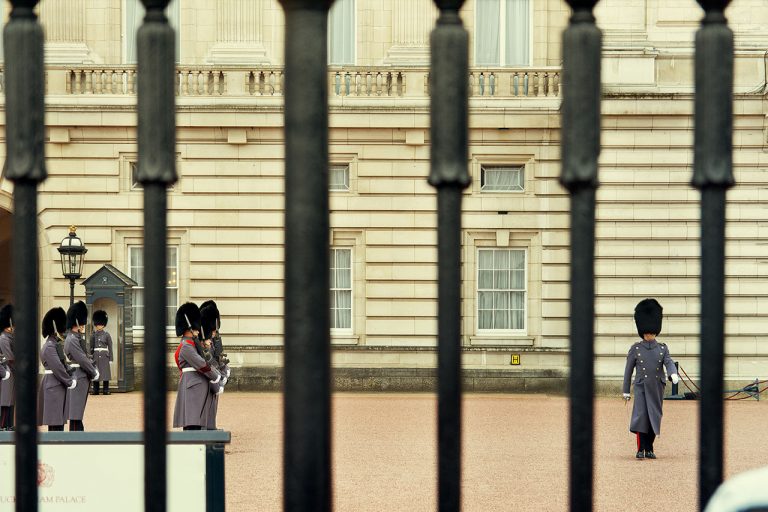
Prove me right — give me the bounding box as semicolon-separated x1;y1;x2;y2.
511;354;520;365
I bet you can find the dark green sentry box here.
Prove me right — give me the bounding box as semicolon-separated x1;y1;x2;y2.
0;431;230;511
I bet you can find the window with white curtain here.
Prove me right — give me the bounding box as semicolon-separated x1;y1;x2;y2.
477;248;526;331
129;245;179;328
330;248;353;331
328;0;355;65
329;164;350;191
124;0;180;63
475;0;530;66
481;165;524;192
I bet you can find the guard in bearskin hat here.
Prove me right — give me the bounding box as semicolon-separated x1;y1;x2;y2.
172;302;221;430
64;301;99;431
38;307;76;431
200;301;228;429
90;310;114;395
0;305;14;430
622;298;679;459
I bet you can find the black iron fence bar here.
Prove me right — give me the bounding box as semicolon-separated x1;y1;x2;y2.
279;1;333;511
560;2;601;511
4;1;47;511
429;2;471;511
137;1;178;511
692;2;734;508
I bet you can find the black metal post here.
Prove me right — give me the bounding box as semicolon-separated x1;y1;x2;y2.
429;2;470;511
4;2;47;511
560;2;601;511
278;1;333;511
692;2;733;508
137;2;178;511
69;279;75;306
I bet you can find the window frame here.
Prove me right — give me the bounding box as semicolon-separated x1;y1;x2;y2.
330;247;354;334
476;247;528;334
474;0;532;67
328;0;356;66
123;0;181;64
329;164;351;192
129;245;179;330
480;164;525;193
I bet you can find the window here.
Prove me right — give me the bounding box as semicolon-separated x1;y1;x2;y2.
124;0;180;63
130;162;141;189
129;246;179;328
481;165;524;192
477;248;526;331
475;0;530;66
330;248;352;331
329;164;350;192
329;0;355;65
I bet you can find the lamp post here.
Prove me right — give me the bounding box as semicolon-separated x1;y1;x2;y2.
58;226;87;305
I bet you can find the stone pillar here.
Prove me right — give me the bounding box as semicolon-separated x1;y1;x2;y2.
207;0;269;64
39;0;93;63
385;0;437;66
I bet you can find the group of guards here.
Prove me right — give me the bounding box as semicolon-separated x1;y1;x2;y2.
0;299;229;432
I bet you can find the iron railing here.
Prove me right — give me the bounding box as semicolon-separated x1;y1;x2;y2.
4;0;731;511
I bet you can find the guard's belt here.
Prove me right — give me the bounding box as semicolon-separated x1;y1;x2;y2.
70;364;81;368
43;370;53;374
94;348;108;352
181;367;197;373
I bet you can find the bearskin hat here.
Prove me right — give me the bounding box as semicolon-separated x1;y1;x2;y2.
175;302;201;337
93;309;108;327
66;300;88;330
634;298;663;338
42;307;67;337
200;304;219;339
0;304;13;331
200;300;221;329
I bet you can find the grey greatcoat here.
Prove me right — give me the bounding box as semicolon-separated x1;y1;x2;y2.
64;331;97;421
206;358;229;430
90;329;113;381
623;339;677;435
0;331;14;407
38;336;74;426
173;339;220;428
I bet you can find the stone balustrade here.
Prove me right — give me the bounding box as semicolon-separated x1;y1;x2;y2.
0;65;562;99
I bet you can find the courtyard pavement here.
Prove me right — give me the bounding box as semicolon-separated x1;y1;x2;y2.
81;391;768;511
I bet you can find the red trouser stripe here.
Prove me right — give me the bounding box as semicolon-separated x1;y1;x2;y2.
636;432;641;451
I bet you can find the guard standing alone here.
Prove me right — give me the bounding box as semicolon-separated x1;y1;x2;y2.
622;298;680;459
64;301;99;431
90;310;114;395
0;305;15;431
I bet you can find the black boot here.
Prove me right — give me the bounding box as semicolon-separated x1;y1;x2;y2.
92;382;100;395
103;382;111;395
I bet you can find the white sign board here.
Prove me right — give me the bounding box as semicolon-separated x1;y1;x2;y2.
0;444;207;511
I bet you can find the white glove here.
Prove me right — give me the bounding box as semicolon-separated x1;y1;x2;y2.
226;368;231;379
216;386;225;396
91;370;100;382
622;393;631;401
221;377;228;387
68;379;77;390
1;370;9;381
671;374;679;385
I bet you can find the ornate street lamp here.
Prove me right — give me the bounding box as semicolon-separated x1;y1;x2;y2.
58;226;88;305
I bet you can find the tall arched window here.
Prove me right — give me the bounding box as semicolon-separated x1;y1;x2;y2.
124;0;180;63
475;0;530;66
329;0;355;65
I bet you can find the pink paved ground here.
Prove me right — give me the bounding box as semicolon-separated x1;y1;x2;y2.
81;392;768;511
